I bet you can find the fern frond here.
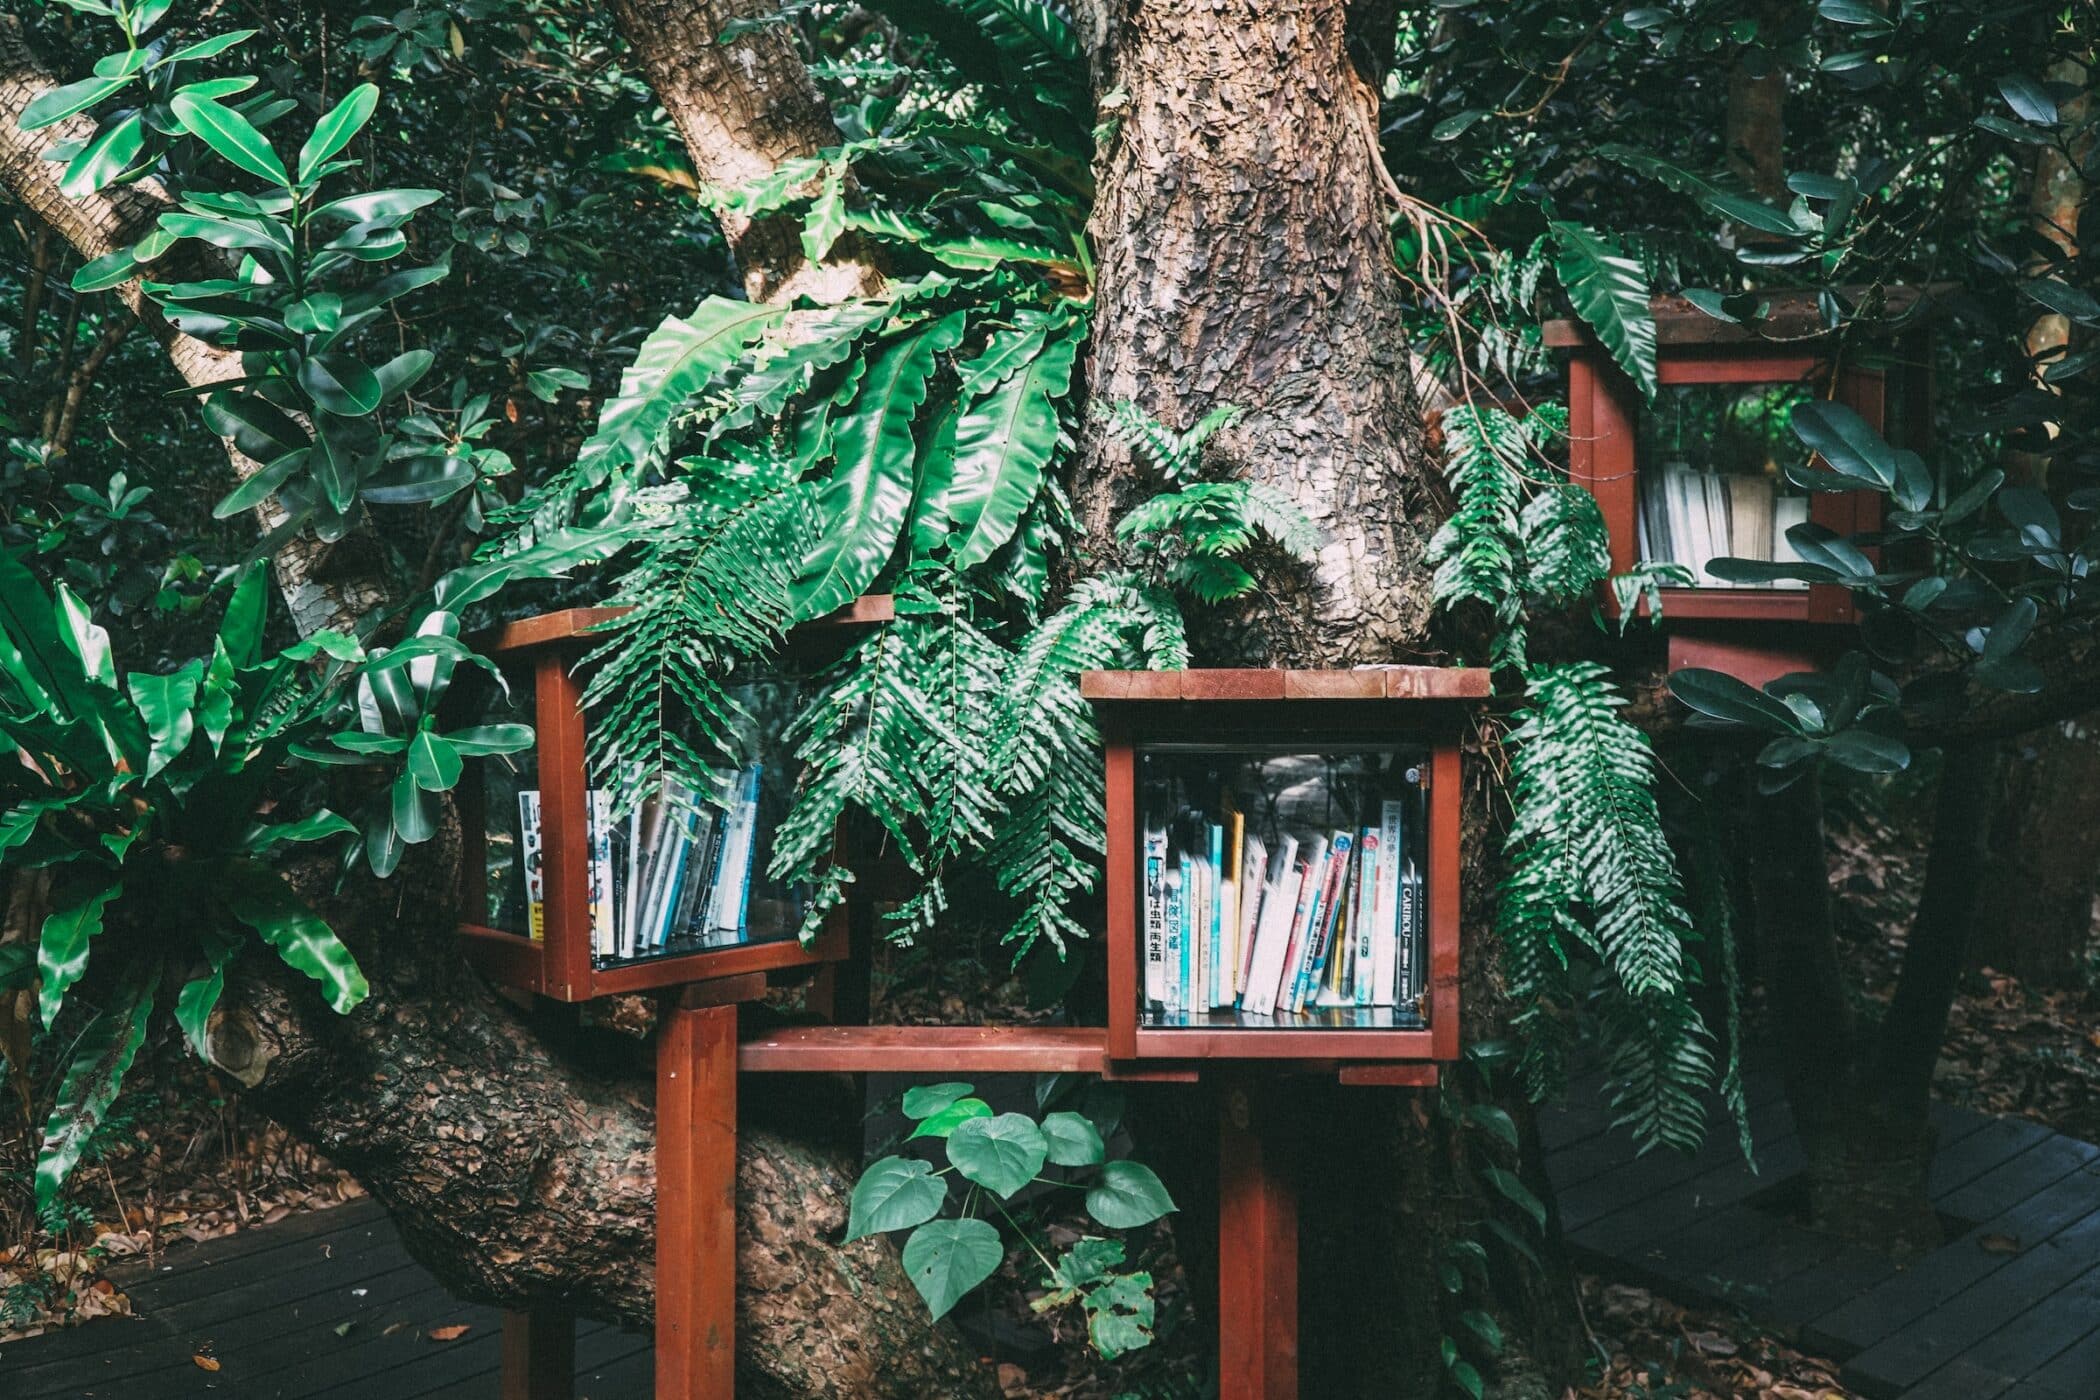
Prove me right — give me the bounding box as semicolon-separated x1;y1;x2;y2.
1500;662;1713;1153
1426;404;1528;649
1519;484;1611;607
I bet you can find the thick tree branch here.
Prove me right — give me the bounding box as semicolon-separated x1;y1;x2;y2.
606;0;884;302
0;15;382;636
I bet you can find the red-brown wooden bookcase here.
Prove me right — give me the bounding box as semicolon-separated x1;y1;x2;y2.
454;599;892;1002
1085;667;1488;1068
1548;293;1933;687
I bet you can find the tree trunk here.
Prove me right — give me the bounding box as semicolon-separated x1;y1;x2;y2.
606;0;884;304
1076;1;1581;1391
1750;747;1999;1260
1972;718;2100;985
199;826;998;1397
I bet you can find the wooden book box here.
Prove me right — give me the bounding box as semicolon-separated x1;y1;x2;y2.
1085;668;1488;1068
1548;292;1933;687
452;601;890;1002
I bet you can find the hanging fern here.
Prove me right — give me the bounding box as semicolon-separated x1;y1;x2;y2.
1499;663;1712;1153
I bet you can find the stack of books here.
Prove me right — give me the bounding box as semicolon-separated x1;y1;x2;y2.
1141;780;1426;1026
515;767;785;962
1637;462;1809;588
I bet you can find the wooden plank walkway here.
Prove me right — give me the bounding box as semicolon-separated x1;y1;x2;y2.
0;1198;652;1398
1543;1067;2100;1400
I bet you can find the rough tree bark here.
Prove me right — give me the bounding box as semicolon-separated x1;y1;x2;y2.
1075;1;1581;1391
606;0;885;304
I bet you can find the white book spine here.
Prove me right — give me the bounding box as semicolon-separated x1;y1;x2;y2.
1142;823;1169;1008
588;790;615;958
1163;867;1185;1015
1241;836;1298;1016
704;767;760;940
1236;836;1266;1001
1373;799;1404;1006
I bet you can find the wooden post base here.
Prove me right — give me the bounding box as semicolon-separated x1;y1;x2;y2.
1217;1082;1298;1400
657;1002;740;1399
500;1308;574;1400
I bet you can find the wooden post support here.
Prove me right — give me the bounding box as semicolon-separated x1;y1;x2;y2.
657;1002;740;1400
1217;1083;1298;1400
500;1308;575;1400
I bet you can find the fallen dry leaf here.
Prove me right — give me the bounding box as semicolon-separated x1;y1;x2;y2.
1979;1232;2021;1254
429;1323;471;1342
192;1354;220;1372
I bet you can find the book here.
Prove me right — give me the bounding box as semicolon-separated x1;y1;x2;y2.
1219;802;1243;1008
1163;866;1185;1015
1372;799;1404;1006
1352;827;1380;1007
1236;832;1266;999
587;790;616;958
1142;821;1168;1008
703;765;762;943
1293;831;1352;1012
518;790;545;942
1400;855;1424;1012
1272;836;1327;1014
1207;821;1226;1011
1240;838;1300;1017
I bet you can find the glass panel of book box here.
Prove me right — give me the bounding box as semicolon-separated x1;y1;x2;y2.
1137;741;1431;1033
1637;380;1815;589
478;675;812;966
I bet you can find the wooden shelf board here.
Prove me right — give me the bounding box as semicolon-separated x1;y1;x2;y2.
479;595;896;655
738;1025;1113;1073
1542;287;1939;349
1081;667;1491;703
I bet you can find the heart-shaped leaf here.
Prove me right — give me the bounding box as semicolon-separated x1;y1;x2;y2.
899;1218;1002;1321
846;1156;947;1241
1084;1160;1176;1229
1039;1111;1106;1167
947;1113;1048;1197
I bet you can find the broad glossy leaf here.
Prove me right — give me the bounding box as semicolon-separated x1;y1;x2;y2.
391;770;438;843
36;961;153;1212
212;449;306;518
1597;143;1799;236
174;928;240;1061
299;353;383;416
576;297;783;487
846;1156;947;1240
443;723;534;756
948;326;1079;567
794;314;969;616
170;91;289;185
902;1081;976;1119
38;881;122;1028
900;1218;1002;1321
909;1096;993;1140
226;864;368;1013
1668;667;1804;734
162;28;258;63
1998;74;2058;126
362;455;473;505
202;390;310;457
60;113;144;198
947;1113;1048;1197
407;730;463;791
298;83;378;183
309;187;444;225
72;247;137;292
156;210;291;255
374;349;434;403
1084;1160;1176;1229
1549;221;1657;401
1821;729;1911;773
1790;399;1899;491
240;809;357;852
1039;1111;1105;1167
126;661;202;777
20;74;133;130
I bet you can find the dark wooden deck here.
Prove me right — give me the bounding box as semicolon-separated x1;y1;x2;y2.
0;1198;650;1398
1543;1067;2100;1399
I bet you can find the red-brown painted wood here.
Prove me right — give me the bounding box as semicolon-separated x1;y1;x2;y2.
1104;723;1140;1063
657;1004;738;1400
1218;1084;1298;1400
739;1024;1114;1073
536;654;594;1003
500;1309;574;1400
1336;1063;1439;1087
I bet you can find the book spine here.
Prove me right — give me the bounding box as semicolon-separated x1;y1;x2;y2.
1243;835;1297;1016
1353;829;1380;1006
1163;866;1185;1016
1400;857;1421;1013
1374;799;1404;1005
1206;823;1225;1011
1275;838;1327;1013
1294;832;1352;1012
518;790;545;942
1143;824;1168;1009
1235;836;1264;1002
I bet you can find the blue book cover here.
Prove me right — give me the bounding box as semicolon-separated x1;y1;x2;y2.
1206;822;1224;1011
1163;865;1185;1015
